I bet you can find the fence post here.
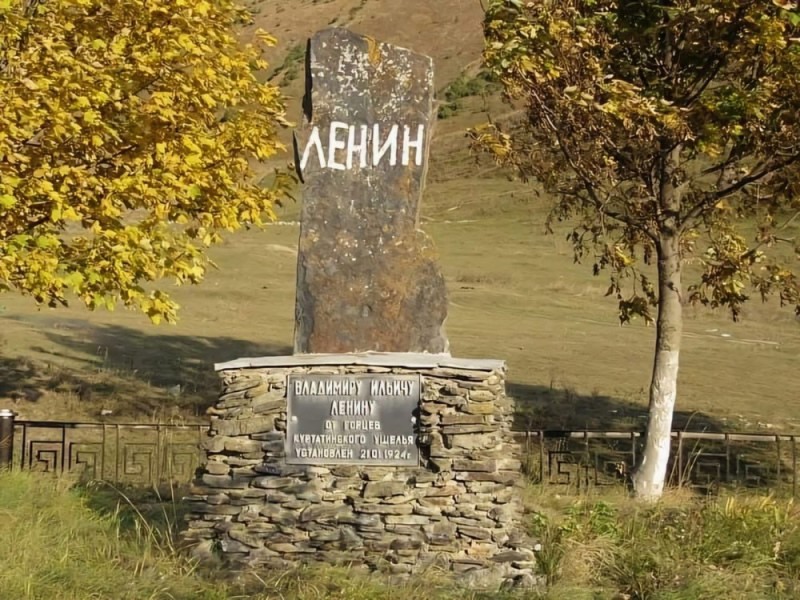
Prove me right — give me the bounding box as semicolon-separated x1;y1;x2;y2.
0;409;15;470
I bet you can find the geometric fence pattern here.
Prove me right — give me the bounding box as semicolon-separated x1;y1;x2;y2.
5;419;799;496
513;430;799;496
11;420;206;486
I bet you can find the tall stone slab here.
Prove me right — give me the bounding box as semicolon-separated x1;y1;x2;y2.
293;28;449;355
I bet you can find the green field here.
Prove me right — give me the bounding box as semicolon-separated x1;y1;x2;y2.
1;157;798;431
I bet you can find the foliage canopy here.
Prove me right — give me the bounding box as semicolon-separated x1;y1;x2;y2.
0;0;291;323
473;0;800;323
474;0;800;498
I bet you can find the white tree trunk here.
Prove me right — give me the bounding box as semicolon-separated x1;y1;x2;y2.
632;236;682;500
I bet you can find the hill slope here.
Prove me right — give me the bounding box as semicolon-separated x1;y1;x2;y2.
0;1;798;433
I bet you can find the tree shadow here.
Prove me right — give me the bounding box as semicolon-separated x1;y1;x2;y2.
507;381;724;432
78;479;200;553
0;321;291;421
508;382;795;495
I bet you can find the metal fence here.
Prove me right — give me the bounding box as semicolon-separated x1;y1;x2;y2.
1;413;206;486
1;411;797;496
513;430;799;496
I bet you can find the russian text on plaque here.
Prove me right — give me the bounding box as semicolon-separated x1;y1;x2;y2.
286;374;420;466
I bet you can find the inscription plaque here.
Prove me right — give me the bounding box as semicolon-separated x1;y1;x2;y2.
286;374;420;466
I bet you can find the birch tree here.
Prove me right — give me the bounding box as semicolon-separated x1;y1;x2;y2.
0;0;291;323
472;0;800;499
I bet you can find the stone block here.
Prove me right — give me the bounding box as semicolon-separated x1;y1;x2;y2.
244;384;269;398
362;480;407;498
310;529;342;543
491;550;534;563
299;504;349;523
224;377;264;394
201;474;250;489
252;476;296;490
455;471;517;485
217;392;248;409
352;502;413;515
206;493;229;505
452;459;497;472
458;526;493;540
442;424;498;435
200;436;226;453
423;522;457;545
225;437;261;454
219;538;251;554
384;515;430;526
204;462;230;476
269;543;315;554
413;504;442;517
211;416;276;437
390;537;424;551
462;402;497;415
468;390;497;402
440;414;489;426
425;485;462;497
228;526;264;548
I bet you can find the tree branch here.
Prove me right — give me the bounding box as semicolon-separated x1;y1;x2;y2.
681;154;800;229
678;3;751;107
528;88;657;241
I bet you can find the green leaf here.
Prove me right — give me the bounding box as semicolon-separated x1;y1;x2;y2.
34;235;59;249
0;194;16;208
63;272;85;289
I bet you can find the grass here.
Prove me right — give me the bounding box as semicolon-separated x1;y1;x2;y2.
0;471;516;599
1;168;798;428
0;470;212;599
526;490;800;599
3;470;800;599
270;42;305;86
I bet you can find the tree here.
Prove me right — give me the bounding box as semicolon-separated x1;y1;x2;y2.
472;0;800;499
0;0;291;324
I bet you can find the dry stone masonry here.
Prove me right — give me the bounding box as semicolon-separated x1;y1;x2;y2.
186;27;533;589
185;354;533;586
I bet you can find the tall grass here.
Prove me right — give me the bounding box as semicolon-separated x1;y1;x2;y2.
0;470;222;599
528;492;800;599
0;472;516;599
3;470;800;599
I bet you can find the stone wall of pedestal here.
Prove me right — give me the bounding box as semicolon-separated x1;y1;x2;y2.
183;355;533;586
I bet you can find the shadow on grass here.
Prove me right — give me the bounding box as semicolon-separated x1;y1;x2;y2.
508;382;798;496
508;381;725;432
0;320;291;420
79;479;198;550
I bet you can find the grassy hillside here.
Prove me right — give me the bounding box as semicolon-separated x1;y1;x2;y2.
0;0;798;430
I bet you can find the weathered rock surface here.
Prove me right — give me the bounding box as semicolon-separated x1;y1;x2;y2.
293;28;449;354
186;359;531;588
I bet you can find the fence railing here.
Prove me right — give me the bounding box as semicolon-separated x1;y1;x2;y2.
512;430;799;496
1;412;205;486
1;411;797;496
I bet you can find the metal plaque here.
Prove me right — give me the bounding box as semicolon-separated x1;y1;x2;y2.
286;374;420;466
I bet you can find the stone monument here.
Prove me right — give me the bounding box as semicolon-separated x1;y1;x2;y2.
184;28;533;588
293;28;449;355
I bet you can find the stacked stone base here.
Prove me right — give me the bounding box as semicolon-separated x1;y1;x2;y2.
184;355;534;587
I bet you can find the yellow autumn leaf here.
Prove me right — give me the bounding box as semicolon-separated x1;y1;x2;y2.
0;0;290;322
